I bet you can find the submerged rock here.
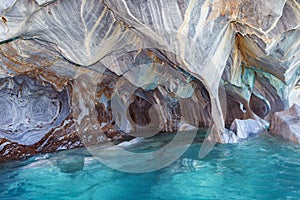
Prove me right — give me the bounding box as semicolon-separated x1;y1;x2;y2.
55;155;85;174
270;104;300;144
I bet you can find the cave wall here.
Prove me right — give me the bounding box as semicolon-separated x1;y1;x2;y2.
0;0;299;161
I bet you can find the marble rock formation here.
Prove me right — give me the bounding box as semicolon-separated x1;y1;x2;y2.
0;0;299;161
270;104;300;144
220;119;266;143
230;119;266;139
220;129;238;144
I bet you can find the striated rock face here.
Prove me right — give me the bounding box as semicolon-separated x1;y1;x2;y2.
0;0;299;161
0;76;70;145
220;119;266;143
270;104;300;144
230;119;266;139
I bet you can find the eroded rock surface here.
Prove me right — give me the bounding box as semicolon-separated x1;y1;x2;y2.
270;104;300;144
220;119;266;143
0;0;299;161
0;76;70;145
231;119;265;139
220;129;238;144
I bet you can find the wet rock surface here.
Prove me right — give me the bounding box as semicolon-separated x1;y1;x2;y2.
220;119;266;144
0;0;299;161
220;129;238;144
230;119;266;139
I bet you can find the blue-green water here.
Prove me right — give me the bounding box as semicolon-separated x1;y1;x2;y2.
1;133;300;200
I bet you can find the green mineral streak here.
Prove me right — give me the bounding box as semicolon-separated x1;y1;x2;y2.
249;67;289;103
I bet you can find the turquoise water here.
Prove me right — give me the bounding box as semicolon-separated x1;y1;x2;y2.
1;133;300;200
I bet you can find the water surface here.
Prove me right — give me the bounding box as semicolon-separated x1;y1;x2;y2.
0;132;300;200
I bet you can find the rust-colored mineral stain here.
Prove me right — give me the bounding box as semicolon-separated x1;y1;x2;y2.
0;42;73;89
1;16;7;24
235;33;256;63
0;76;74;162
0;117;83;162
208;0;240;21
146;50;164;65
95;77;117;99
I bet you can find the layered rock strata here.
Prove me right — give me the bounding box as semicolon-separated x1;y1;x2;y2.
0;0;299;161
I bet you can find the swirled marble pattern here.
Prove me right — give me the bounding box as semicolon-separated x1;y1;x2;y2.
0;76;70;145
0;0;299;160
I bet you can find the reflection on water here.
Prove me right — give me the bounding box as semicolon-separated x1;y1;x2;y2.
0;132;300;200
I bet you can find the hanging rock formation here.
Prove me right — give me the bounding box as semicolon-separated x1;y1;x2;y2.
0;0;299;161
